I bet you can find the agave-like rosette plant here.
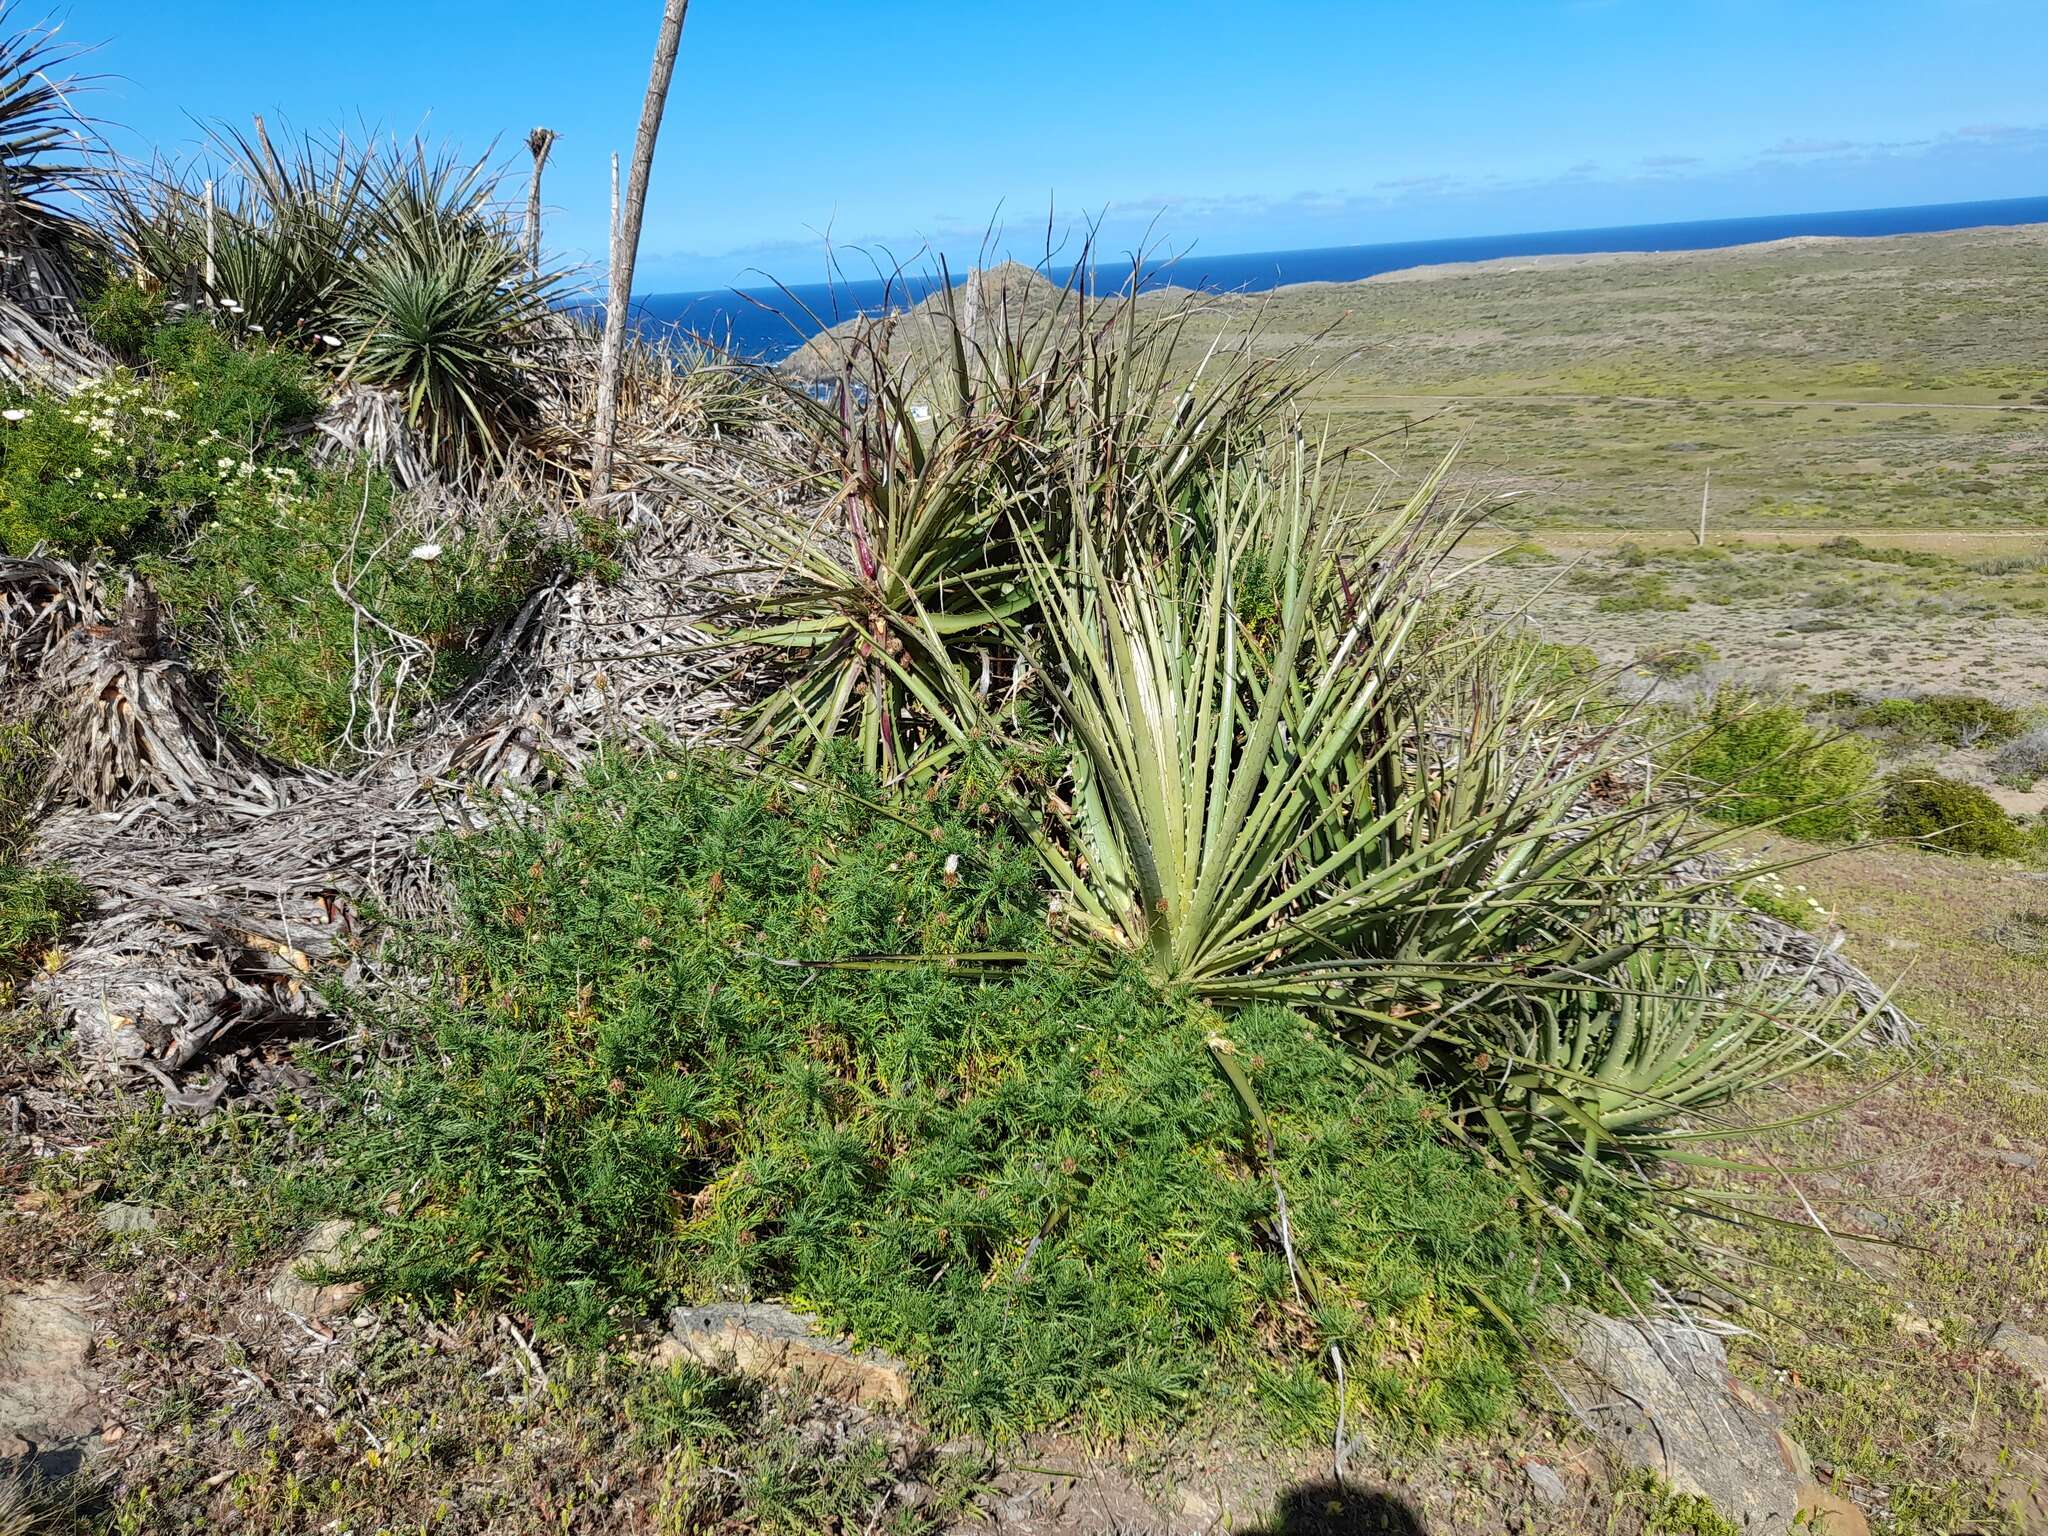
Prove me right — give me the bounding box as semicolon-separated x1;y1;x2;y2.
199;121;375;340
1005;443;1699;1025
0;6;106;384
0;6;100;270
728;253;1310;774
334;146;559;474
1443;904;1872;1245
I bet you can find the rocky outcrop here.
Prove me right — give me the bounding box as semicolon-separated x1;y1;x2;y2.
1562;1311;1803;1532
0;1282;99;1477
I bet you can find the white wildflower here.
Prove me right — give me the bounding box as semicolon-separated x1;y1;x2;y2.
1;408;26;422
409;542;443;562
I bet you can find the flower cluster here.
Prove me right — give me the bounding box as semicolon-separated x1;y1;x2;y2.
0;372;174;555
1737;864;1834;928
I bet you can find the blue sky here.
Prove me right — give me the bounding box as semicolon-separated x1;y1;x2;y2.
55;0;2048;294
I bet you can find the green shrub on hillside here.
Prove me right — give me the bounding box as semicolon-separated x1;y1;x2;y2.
0;327;320;558
144;318;322;448
1595;574;1690;613
1854;693;2023;749
86;276;168;356
1676;691;1877;840
332;752;1598;1437
0;374;180;555
1636;640;1718;680
145;462;552;764
1875;771;2031;858
1816;535;1948;571
1506;635;1604;698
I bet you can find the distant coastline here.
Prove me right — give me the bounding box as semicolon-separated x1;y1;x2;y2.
626;194;2048;362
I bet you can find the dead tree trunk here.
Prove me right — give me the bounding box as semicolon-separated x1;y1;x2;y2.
522;127;558;281
588;0;691;507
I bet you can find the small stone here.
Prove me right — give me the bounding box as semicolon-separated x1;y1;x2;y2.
1523;1461;1567;1506
1995;1150;2039;1171
1990;1323;2048;1391
998;1490;1038;1523
1797;1483;1871;1535
267;1220;378;1320
664;1301;912;1410
894;1480;932;1510
1174;1484;1221;1522
96;1201;159;1235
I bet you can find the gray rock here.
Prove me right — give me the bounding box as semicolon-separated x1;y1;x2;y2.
659;1301;912;1410
1990;1323;2048;1390
0;1283;99;1477
1173;1484;1221;1525
1524;1461;1567;1507
1995;1150;2039;1171
267;1220;378;1320
1563;1310;1802;1532
96;1201;158;1235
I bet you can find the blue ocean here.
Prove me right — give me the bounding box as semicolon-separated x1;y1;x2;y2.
626;195;2048;363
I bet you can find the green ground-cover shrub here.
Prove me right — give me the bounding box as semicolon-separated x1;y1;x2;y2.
1815;535;1950;571
85;275;168;357
1595;573;1690;613
1636;640;1718;680
0;864;87;994
0;320;320;558
1876;771;2033;859
1675;690;1877;840
324;750;1599;1438
144;460;554;764
1853;693;2023;749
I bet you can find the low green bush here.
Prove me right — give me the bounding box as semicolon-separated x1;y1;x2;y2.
144;318;322;449
145;462;553;765
1636;640;1718;680
1490;538;1554;566
85;276;167;357
0;725;84;995
1854;693;2023;749
0;373;179;555
324;752;1601;1438
0;324;320;558
1815;535;1948;571
1875;771;2031;859
1503;634;1602;696
1595;574;1690;613
1675;691;1877;840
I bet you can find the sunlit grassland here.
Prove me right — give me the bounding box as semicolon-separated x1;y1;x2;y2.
1158;223;2048;531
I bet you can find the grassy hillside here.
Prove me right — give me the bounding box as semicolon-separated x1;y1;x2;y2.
1176;223;2048;530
